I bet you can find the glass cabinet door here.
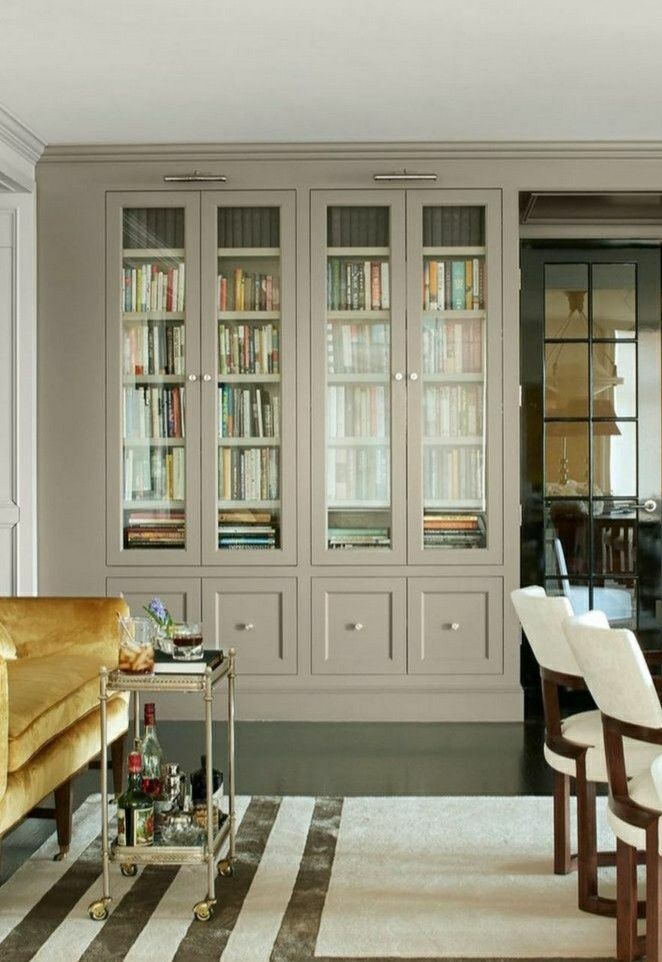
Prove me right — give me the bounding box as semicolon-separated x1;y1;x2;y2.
406;191;502;564
201;192;296;565
107;193;201;564
311;191;407;563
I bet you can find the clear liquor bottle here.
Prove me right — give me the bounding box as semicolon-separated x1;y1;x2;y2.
117;751;154;846
141;702;164;798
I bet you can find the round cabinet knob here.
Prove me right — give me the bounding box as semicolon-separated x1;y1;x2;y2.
450;622;460;631
393;372;404;382
241;623;254;631
187;373;198;382
203;374;213;382
409;372;419;381
353;623;364;631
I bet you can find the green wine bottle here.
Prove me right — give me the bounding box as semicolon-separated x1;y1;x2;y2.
117;750;154;846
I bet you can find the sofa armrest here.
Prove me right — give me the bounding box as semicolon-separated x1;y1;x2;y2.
0;656;7;802
0;597;130;661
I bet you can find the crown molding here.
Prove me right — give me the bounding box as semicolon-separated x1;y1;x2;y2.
40;139;662;164
0;103;45;165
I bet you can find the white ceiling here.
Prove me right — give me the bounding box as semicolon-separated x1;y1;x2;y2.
2;0;662;145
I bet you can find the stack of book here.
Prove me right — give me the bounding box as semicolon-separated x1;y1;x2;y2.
422;318;483;374
123;263;185;313
423;258;484;312
124;510;185;548
124;321;185;376
423;513;485;548
328;527;390;549
218;447;279;501
218;385;279;438
327;260;390;312
217;510;278;550
218;323;279;375
217;270;280;312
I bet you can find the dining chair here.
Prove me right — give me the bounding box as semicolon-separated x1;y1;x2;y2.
511;586;655;917
564;614;662;962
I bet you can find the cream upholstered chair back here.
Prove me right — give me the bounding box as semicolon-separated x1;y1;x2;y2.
511;586;584;676
564;613;662;729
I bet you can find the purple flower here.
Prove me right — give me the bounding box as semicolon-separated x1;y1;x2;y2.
143;597;172;628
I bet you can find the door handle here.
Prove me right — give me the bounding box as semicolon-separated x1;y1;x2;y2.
632;499;657;513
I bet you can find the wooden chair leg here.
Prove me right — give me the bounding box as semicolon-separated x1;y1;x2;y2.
53;779;73;862
576;769;599;912
553;770;572;874
110;735;125;799
617;839;639;962
647;829;662;962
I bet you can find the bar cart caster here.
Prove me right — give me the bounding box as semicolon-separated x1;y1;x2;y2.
217;857;234;877
88;898;111;922
120;863;138;877
193;899;216;922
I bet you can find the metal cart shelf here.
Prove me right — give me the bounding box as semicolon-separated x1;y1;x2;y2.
88;649;236;923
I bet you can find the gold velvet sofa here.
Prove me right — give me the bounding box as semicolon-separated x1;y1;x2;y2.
0;597;130;861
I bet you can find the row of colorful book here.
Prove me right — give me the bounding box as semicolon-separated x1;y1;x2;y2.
327;385;388;439
218;385;280;438
217;509;278;550
123;208;185;249
123;321;185;376
328;526;390;549
422;384;483;437
327;447;390;504
124;509;186;548
423;447;484;502
423;258;484;311
218;207;279;249
327;260;390;312
218;323;279;375
326;322;389;375
423;512;485;548
123;386;185;439
124;448;185;502
123;264;186;313
217;270;281;312
327;206;390;248
218;447;279;502
421;318;483;375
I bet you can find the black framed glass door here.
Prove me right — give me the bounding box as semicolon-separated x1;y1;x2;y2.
521;245;661;669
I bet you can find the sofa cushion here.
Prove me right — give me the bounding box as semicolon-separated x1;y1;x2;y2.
6;644;117;772
0;621;17;660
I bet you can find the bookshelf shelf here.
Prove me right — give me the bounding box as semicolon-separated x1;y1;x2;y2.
124;438;185;447
423;436;483;446
422;309;485;321
218;311;280;321
217;374;280;383
123;374;186;384
422;373;484;383
218;247;280;258
327;374;389;384
326;310;390;321
327;437;388;446
425;500;484;509
218;437;279;447
123;499;185;510
327;247;389;257
217;499;280;509
123;248;185;258
328;501;390;509
123;311;185;322
423;246;486;256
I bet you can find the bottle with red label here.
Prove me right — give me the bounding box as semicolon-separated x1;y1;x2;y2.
117;751;154;847
140;703;164;798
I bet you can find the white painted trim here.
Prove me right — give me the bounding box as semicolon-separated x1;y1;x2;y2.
0;103;44;165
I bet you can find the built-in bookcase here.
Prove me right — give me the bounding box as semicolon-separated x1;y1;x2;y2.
107;190;295;566
312;188;502;566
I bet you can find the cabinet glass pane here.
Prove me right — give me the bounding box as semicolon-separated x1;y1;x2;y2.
122;207;187;549
216;207;281;551
325;206;392;550
420;206;486;549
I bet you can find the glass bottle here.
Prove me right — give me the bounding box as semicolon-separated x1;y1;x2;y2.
117;750;154;847
141;702;164;798
191;754;223;803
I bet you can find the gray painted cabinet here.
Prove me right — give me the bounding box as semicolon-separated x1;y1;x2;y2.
36;151;520;720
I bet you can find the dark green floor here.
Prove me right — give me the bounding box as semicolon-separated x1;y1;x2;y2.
1;721;551;883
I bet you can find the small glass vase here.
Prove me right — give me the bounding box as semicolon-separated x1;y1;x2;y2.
155;627;174;656
171;623;204;661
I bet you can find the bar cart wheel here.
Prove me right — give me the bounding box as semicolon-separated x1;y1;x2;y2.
193;900;215;922
88;899;110;921
120;863;138;877
217;858;234;877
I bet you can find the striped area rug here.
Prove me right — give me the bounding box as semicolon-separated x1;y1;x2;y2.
0;795;621;961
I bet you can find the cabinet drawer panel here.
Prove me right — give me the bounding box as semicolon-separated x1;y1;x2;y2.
106;578;202;624
408;577;502;675
202;578;296;675
312;578;406;675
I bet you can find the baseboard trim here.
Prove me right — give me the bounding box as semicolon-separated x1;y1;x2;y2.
153;687;524;722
